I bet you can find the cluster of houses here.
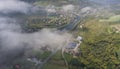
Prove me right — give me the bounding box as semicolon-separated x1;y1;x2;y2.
64;36;82;56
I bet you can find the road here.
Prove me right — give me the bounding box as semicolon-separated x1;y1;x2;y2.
61;40;82;67
62;46;68;66
35;46;62;69
58;15;81;31
36;14;81;69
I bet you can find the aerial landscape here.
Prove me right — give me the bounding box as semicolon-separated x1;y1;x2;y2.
0;0;120;69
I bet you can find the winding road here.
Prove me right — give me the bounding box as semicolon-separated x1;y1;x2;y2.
36;14;81;69
58;15;81;31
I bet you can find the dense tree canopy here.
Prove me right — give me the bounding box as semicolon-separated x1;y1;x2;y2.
69;19;120;69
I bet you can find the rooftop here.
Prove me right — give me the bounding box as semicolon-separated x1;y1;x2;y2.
65;42;77;49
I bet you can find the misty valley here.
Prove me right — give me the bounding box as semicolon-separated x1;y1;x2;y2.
0;0;120;69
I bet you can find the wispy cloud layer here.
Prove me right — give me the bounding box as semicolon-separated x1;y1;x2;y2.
0;0;73;64
0;0;37;14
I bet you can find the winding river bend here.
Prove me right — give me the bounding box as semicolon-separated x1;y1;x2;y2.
59;15;81;31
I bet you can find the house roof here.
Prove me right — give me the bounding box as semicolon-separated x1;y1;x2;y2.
76;36;82;41
66;42;77;49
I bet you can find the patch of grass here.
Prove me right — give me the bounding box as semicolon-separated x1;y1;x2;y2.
11;57;35;69
36;51;51;61
43;63;67;69
99;15;120;23
34;1;50;6
33;0;72;6
43;51;68;69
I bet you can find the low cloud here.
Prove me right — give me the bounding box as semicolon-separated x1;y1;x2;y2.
0;17;72;64
0;0;73;64
62;4;75;12
0;0;37;14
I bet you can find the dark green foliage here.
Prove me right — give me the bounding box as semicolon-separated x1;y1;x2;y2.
70;19;120;69
69;58;85;69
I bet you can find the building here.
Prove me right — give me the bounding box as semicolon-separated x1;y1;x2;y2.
64;42;80;56
64;36;82;56
76;36;83;41
64;42;81;56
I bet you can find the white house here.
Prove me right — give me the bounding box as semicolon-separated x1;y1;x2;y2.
76;36;83;42
64;36;82;56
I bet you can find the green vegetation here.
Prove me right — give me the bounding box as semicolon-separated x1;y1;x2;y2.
43;51;68;69
18;10;120;69
11;58;35;69
3;50;51;69
68;18;120;69
34;0;68;6
2;0;120;69
22;15;72;32
35;51;51;61
40;17;120;69
33;0;79;6
99;15;120;23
